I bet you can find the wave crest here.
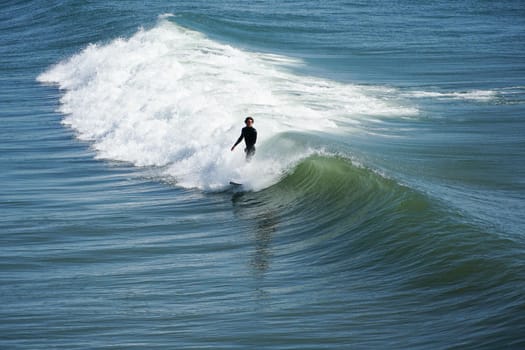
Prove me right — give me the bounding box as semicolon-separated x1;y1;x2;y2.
38;17;417;190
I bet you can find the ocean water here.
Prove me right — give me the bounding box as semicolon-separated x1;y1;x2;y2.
2;1;525;349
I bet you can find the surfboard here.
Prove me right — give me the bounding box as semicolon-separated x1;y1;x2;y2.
229;181;242;186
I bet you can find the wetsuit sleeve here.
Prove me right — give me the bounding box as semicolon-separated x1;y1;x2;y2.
232;130;244;147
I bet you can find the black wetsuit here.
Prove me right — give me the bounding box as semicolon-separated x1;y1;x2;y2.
234;126;257;159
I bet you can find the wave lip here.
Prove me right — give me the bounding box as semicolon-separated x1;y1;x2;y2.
38;16;418;190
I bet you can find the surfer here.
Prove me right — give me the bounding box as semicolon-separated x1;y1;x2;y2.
231;116;257;161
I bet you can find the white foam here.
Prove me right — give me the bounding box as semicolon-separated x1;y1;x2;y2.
38;16;417;191
409;89;498;101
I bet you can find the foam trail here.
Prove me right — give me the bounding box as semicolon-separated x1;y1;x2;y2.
408;90;499;101
38;15;417;190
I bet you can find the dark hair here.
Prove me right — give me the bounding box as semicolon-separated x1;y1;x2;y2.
245;116;254;124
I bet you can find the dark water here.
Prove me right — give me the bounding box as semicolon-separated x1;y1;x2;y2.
2;1;525;348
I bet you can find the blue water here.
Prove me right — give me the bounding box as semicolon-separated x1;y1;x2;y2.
2;1;525;349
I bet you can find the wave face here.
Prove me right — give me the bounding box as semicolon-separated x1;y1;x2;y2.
38;16;418;190
232;155;525;348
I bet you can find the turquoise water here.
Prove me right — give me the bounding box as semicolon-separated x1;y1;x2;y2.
2;1;525;349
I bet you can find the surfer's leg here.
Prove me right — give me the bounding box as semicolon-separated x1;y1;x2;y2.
245;146;255;161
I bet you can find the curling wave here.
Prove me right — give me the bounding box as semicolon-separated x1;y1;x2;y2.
38;15;418;190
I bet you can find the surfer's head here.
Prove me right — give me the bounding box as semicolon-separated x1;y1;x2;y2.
245;116;254;125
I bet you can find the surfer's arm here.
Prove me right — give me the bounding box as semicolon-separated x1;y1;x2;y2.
231;133;243;151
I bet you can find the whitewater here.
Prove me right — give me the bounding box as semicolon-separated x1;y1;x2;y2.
38;15;426;190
